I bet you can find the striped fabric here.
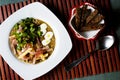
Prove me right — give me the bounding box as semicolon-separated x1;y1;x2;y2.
0;0;120;80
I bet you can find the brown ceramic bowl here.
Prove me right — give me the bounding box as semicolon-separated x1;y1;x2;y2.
69;2;105;40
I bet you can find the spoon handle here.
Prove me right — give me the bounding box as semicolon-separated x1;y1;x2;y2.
65;53;90;72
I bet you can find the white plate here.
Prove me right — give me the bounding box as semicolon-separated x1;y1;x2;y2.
0;2;72;80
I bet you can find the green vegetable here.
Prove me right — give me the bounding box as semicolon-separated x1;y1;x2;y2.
30;26;35;33
12;17;43;50
37;31;42;37
14;23;19;30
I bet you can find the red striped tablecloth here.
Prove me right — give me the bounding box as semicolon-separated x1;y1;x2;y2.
0;0;120;80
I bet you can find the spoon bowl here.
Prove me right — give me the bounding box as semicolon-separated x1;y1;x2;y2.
65;35;114;71
96;35;114;51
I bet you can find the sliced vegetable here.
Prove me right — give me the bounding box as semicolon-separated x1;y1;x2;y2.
12;17;43;50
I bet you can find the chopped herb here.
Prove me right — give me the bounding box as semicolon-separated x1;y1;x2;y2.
12;17;43;50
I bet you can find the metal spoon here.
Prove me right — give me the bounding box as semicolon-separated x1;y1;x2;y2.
65;35;114;71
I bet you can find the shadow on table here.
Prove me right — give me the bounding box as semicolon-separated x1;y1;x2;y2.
110;0;120;54
73;71;120;80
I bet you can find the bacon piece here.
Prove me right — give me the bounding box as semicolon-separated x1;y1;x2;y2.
17;25;22;33
36;37;42;48
35;49;44;58
11;39;17;54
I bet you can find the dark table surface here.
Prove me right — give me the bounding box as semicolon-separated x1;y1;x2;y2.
0;0;120;80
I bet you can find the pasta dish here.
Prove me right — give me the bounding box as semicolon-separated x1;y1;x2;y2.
9;17;55;64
